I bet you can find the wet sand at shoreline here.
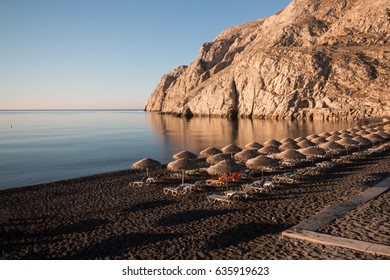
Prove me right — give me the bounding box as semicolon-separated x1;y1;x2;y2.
1;150;389;260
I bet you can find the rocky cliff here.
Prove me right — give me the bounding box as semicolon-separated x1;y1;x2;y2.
145;0;390;120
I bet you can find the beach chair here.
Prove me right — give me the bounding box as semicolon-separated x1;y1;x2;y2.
227;172;240;182
163;181;202;196
225;184;253;199
145;173;163;183
245;178;274;192
207;194;234;205
170;172;186;179
206;175;228;186
128;176;148;187
272;172;300;183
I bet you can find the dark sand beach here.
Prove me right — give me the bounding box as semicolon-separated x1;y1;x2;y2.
1;147;389;260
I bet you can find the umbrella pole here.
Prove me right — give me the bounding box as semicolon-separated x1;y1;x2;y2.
182;170;185;185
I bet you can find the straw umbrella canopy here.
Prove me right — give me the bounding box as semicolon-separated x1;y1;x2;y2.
199;147;222;158
330;130;341;136
263;139;282;147
365;133;385;144
221;144;242;155
299;146;327;159
173;150;197;160
244;141;264;150
311;137;327;145
207;159;245;176
295;136;306;142
258;145;280;155
366;128;378;133
279;142;300;151
319;132;331;138
307;134;319;140
347;128;359;133
206;153;232;165
280;137;297;144
167;158;198;185
352;136;372;148
298;139;316;148
319;141;344;153
376;126;385;131
132;157;162;177
276;149;306;162
234;149;260;162
375;131;389;139
246;155;280;177
207;159;245;190
326;135;341;142
339;129;349;134
356;130;370;136
339;133;353;138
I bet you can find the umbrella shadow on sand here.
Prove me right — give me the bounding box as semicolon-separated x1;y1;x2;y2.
124;200;176;213
67;232;184;259
206;222;293;251
156;209;240;227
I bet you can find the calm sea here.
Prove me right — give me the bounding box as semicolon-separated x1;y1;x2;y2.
0;110;366;190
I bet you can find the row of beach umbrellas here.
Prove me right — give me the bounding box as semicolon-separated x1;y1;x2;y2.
131;123;390;183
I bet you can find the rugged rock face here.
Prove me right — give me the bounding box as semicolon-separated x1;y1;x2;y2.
145;0;390;120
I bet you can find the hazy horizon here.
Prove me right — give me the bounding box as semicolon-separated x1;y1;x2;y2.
0;0;291;110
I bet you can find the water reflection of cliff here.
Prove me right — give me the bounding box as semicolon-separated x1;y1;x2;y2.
147;113;360;154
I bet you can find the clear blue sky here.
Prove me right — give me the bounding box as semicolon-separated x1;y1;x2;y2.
0;0;291;109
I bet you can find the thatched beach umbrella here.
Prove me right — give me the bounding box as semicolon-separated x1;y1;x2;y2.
365;133;385;144
340;133;353;139
375;131;389;139
207;159;245;176
298;139;315;148
207;159;245;190
263;139;282;147
168;158;198;185
276;149;306;162
352;136;372;148
376;126;385;131
280;137;297;144
311;137;327;145
339;129;349;134
244;141;263;150
246;155;280;178
366;128;378;133
221;144;242;155
295;136;306;142
356;130;370;136
279;142;300;151
330;130;341;136
326;135;341;142
206;153;232;165
132;157;161;177
258;145;280;155
299;146;326;160
234;149;259;162
319;132;331;138
199;147;222;158
347;128;359;133
319;141;344;153
307;134;319;140
173;150;197;160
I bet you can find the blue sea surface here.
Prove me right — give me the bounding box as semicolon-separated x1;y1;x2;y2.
0;110;364;189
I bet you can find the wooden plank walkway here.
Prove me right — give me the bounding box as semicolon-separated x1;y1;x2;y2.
282;176;390;257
